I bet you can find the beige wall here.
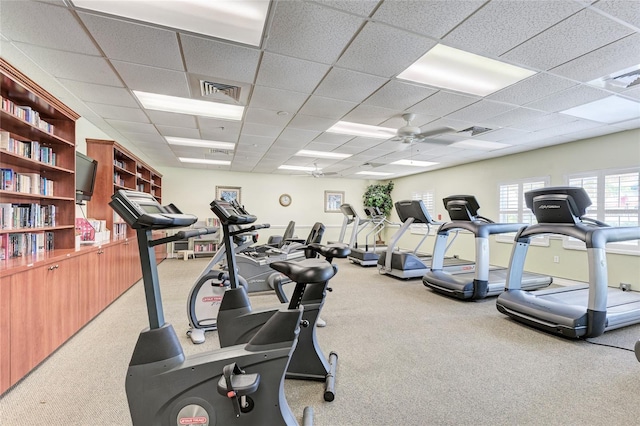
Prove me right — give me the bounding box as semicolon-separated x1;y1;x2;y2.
388;128;640;289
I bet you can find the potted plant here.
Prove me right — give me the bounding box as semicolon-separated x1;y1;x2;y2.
363;181;394;244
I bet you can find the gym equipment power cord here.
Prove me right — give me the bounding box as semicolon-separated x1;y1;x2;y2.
584;339;634;353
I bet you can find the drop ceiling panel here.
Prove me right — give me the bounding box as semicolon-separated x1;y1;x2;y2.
314;68;388;103
78;12;184;70
410;91;479;118
256;53;330;93
13;43;121;85
364;80;438;111
121;132;166;145
372;0;485;39
84;102;149;123
277;127;322;143
443;0;584;57
488;73;577;106
181;35;261;83
336;22;436;78
446;100;517;123
265;1;363;64
525;85;611;113
56;79;134;106
501;8;633;71
244;107;293;126
242;122;285;138
298;96;357;119
0;1;100;55
156;125;201;139
484;107;549;128
343;104;403;126
592;0;640;28
111;61;190;97
106;119;157;134
474;128;531;143
249;85;310;113
509;112;577;132
550;33;640;83
146;110;197;128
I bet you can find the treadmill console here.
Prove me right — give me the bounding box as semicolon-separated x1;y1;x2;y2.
109;190;197;230
525;187;591;224
210;199;257;226
395;200;434;224
340;204;357;217
443;195;481;221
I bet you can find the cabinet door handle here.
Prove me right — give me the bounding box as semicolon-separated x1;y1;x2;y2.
48;264;59;270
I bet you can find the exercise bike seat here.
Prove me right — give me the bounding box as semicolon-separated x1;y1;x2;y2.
306;243;351;261
270;258;336;284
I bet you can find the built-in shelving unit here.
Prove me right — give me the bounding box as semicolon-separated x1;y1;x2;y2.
0;58;79;268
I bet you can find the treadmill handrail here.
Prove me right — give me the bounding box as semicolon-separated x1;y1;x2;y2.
438;221;525;239
516;223;640;248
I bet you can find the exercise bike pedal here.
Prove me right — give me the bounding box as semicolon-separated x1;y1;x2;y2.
187;328;206;344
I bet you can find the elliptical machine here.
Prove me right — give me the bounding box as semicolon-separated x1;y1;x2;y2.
211;198;349;401
109;190;316;426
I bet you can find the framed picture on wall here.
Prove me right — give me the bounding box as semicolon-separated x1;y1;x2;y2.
216;186;241;203
324;190;344;213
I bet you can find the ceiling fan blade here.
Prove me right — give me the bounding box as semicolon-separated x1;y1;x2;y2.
414;126;455;139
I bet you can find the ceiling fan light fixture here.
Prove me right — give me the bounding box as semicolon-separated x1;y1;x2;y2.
398;44;536;96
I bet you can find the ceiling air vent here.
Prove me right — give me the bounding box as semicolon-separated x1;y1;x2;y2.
457;126;493;136
200;80;241;102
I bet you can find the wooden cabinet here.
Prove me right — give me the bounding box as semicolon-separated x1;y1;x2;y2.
86;139;162;241
9;256;78;386
0;276;10;393
0;58;78;270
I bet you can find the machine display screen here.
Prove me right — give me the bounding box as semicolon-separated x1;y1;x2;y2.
140;204;164;214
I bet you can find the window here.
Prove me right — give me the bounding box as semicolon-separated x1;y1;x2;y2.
410;190;436;234
565;168;639;254
497;177;550;245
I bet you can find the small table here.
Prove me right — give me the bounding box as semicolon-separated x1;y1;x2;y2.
176;249;195;261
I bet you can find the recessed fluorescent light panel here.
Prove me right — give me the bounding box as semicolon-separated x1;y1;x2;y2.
326;121;397;139
560;96;640;124
295;150;351;159
134;91;244;120
391;159;438;167
278;165;317;172
166;137;235;149
356;171;394;176
72;0;269;46
179;158;231;165
398;44;536;96
449;139;511;150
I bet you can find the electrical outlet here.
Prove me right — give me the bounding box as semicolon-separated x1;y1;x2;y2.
553;256;559;263
620;283;632;292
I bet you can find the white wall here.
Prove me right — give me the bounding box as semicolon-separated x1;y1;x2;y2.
389;128;640;289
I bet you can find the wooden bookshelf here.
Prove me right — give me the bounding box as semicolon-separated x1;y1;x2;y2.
0;58;79;268
86;139;163;240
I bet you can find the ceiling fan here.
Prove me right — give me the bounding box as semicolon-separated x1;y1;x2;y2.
392;113;455;150
306;163;339;178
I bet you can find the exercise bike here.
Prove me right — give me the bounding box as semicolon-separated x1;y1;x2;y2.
210;198;350;401
109;190;316;426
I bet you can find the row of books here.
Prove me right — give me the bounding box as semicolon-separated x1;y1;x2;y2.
0;131;57;166
113;158;129;170
0;231;55;260
1;95;55;134
0;202;57;230
0;168;55;195
114;172;127;187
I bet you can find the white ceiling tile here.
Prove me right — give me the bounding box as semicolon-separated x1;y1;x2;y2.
364;80;438;111
410;90;479;118
446;100;517;123
249;86;310;113
317;0;380;17
550;33;640;82
244;108;293;127
373;0;485;39
256;53;330;93
265;1;363;64
1;1;100;55
13;43;121;85
337;22;437;78
242;122;285;138
78;12;183;70
298;96;357;119
85;102;149;122
444;0;584;57
312;132;355;145
286;114;336;132
111;60;190;97
484;107;549;128
278;127;322;143
488;73;577;106
525;84;611;112
474;128;531;143
238;134;275;149
106;119;156;134
146;110;197;129
622;85;640;101
156;125;201;139
343;104;403;126
592;0;640;28
508;112;577;132
57;78;135;106
181;35;260;83
501;8;633;71
314;68;388;102
121;132;166;145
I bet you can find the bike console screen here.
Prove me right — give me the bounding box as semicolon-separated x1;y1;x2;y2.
210;199;257;226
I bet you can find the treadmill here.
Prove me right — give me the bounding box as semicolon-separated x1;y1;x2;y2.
377;199;474;279
496;187;640;338
423;195;553;300
347;206;388;266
